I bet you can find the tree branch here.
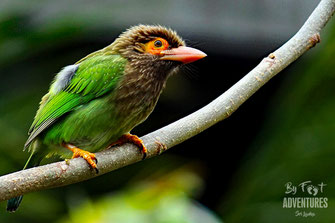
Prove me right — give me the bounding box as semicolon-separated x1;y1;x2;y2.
0;0;334;202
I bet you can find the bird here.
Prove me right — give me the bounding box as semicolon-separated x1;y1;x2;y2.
6;24;206;212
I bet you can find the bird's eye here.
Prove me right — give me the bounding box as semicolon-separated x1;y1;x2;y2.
144;37;169;55
154;40;163;48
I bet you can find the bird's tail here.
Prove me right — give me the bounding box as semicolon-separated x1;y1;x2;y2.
7;153;41;212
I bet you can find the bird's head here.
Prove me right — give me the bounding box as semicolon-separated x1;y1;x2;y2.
109;25;206;77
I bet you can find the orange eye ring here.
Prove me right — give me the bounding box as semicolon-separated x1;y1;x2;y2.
145;37;169;55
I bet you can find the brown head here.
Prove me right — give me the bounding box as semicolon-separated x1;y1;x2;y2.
108;24;206;79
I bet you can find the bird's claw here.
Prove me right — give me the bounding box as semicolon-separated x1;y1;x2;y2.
92;166;99;174
63;143;99;174
91;157;99;174
141;149;147;160
93;157;98;164
109;133;147;159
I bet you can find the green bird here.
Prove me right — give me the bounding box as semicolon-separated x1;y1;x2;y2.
7;24;206;212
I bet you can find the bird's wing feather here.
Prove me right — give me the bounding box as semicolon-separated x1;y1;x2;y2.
25;54;127;149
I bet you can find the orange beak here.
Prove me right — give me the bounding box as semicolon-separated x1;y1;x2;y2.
160;46;207;64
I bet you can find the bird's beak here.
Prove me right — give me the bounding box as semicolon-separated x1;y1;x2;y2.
160;46;207;64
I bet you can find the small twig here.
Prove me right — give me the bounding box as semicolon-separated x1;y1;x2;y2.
0;0;334;202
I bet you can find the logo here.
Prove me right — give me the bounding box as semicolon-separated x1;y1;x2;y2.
283;181;328;217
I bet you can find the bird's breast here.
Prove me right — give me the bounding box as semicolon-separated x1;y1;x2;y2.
112;70;166;129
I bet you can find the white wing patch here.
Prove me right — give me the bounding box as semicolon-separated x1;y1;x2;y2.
50;64;79;94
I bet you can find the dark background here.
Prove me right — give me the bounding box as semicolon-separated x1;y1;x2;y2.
0;1;334;222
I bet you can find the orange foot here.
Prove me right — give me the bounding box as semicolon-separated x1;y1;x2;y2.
63;143;99;173
109;133;147;160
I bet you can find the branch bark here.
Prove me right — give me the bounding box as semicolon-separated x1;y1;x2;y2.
0;0;334;202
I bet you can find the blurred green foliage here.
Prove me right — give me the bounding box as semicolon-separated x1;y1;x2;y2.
220;20;335;223
57;166;222;223
1;1;335;223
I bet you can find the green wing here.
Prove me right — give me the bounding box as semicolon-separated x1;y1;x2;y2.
25;54;127;149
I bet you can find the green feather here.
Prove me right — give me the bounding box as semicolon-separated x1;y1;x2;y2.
25;54;127;150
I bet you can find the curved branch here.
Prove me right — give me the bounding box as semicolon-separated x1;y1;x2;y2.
0;0;334;202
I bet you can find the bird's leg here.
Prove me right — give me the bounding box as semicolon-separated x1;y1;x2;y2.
62;143;98;173
109;133;147;159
